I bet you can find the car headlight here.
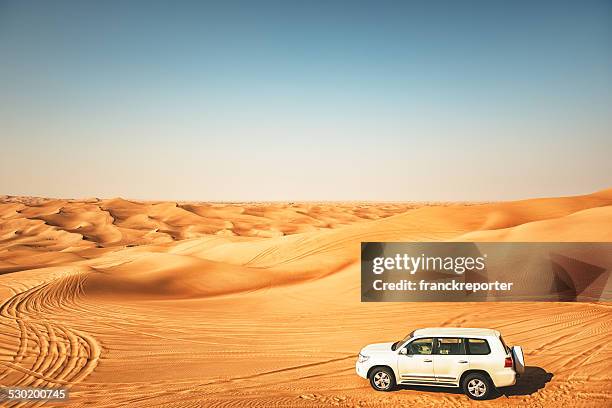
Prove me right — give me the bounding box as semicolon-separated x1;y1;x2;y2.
358;353;370;363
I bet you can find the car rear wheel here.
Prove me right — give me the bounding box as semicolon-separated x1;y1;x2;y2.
462;373;491;400
369;367;395;392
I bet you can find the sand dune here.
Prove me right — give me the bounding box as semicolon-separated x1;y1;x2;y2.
0;189;611;407
457;205;612;242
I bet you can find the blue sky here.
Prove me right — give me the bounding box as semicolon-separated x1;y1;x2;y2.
1;0;611;200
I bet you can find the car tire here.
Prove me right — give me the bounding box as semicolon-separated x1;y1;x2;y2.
462;373;492;400
369;367;395;392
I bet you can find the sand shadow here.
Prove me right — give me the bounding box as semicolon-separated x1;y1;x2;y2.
500;366;553;397
395;366;552;399
396;384;464;395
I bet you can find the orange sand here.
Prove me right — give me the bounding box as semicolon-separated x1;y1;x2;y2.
0;190;611;407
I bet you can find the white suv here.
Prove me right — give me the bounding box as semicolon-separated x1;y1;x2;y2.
356;328;525;400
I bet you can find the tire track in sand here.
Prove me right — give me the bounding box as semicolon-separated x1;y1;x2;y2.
0;271;100;407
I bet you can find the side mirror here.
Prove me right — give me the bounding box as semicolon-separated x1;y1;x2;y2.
399;348;408;355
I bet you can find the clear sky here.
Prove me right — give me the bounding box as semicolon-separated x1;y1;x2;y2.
1;0;611;201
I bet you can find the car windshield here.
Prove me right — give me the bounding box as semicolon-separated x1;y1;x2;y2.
391;331;414;351
399;331;414;345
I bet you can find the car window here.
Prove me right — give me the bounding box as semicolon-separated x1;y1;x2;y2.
435;338;465;355
406;338;433;355
466;338;491;355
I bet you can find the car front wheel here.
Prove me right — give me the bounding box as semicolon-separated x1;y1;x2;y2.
462;373;492;400
369;367;395;392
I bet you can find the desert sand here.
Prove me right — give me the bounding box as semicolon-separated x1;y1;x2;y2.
1;190;611;407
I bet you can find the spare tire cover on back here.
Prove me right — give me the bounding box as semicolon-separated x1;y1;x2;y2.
512;346;525;374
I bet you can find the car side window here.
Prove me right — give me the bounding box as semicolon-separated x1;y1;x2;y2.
435;338;465;355
406;338;433;355
466;338;491;355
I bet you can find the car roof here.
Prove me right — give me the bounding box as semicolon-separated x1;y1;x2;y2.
412;327;500;337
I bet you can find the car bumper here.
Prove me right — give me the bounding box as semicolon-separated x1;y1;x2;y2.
355;361;368;379
493;370;516;388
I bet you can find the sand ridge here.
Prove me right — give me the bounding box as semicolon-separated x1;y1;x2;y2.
0;189;611;407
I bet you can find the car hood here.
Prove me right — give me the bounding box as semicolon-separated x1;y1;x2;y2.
361;342;395;354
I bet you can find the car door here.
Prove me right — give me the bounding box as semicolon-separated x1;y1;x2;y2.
397;337;435;383
432;337;468;385
465;337;492;371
